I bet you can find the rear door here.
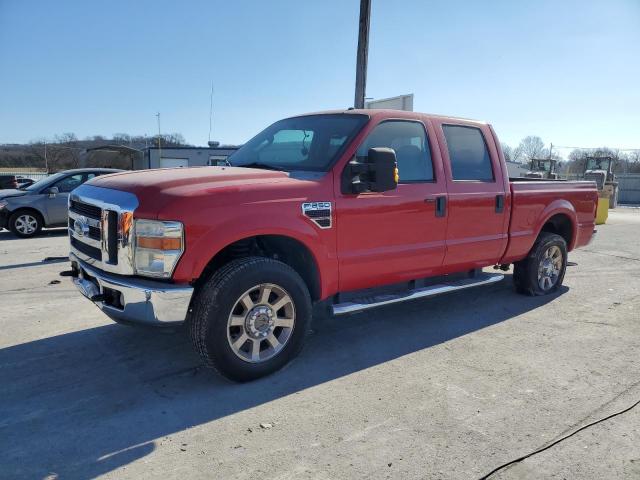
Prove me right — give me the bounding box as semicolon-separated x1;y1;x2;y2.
335;118;448;292
434;122;509;270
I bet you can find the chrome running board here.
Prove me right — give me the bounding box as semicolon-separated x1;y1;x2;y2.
331;272;504;315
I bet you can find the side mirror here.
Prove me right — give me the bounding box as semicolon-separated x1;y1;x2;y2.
46;186;59;197
341;147;399;194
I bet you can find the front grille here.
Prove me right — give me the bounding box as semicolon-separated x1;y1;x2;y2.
71;236;102;261
69;186;137;275
69;218;101;241
70;200;102;220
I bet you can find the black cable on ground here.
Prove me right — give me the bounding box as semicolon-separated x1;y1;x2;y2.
478;398;640;480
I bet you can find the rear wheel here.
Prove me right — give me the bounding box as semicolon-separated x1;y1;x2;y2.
513;232;567;296
9;210;43;238
189;256;311;382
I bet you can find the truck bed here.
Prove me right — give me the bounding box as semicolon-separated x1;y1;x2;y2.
501;179;598;264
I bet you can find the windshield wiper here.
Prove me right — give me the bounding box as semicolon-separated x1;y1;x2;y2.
236;162;286;172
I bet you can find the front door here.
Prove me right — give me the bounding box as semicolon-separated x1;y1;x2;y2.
45;173;88;225
335;119;448;293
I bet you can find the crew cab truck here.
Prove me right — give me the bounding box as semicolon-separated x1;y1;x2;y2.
67;110;598;382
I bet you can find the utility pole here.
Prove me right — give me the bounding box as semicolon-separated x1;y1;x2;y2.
156;112;162;161
44;140;48;172
548;142;554;159
353;0;372;109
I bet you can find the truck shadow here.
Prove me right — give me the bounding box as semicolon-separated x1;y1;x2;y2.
0;277;568;479
0;228;67;241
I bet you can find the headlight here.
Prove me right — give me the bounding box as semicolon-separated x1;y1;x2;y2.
0;201;8;210
133;219;184;278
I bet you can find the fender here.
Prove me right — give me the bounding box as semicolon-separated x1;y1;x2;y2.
534;199;578;250
500;198;578;264
172;211;338;299
7;203;46;224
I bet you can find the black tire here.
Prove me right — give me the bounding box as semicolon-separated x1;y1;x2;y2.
8;209;43;238
513;232;568;296
188;256;312;382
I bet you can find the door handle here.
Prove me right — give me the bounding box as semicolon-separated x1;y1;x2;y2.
435;196;446;217
495;194;505;213
424;197;436;204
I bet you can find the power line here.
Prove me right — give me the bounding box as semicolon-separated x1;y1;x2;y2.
552;145;640;152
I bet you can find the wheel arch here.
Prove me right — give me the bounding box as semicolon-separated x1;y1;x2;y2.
193;234;323;302
535;200;578;251
9;207;45;226
539;213;574;249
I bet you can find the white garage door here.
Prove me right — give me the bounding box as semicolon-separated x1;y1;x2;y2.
160;158;189;168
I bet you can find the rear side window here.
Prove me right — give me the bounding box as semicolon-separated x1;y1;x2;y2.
357;120;433;182
443;125;494;181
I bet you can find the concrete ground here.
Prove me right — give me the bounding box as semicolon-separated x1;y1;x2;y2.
1;209;639;480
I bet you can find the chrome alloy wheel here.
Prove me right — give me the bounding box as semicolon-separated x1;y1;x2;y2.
538;245;563;291
15;214;38;235
227;283;296;363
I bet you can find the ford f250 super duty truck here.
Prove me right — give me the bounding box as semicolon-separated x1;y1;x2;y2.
67;110;598;381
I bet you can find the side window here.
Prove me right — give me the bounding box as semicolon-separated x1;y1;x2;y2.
443;125;494;181
357;121;433;182
53;174;84;193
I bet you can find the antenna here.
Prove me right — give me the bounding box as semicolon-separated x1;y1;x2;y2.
208;81;214;143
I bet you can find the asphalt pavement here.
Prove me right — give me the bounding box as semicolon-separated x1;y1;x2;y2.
1;209;639;479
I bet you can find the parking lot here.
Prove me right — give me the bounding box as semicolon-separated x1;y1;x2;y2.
1;209;638;479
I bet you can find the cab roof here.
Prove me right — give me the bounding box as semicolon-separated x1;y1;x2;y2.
287;109;488;126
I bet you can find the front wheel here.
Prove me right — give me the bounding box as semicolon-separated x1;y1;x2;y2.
9;210;43;238
189;257;312;382
513;232;567;296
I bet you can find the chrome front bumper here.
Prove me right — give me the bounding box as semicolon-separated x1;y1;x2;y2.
70;253;193;326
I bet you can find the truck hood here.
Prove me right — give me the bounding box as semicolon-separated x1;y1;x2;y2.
91;166;306;193
0;189;28;200
89;166;327;219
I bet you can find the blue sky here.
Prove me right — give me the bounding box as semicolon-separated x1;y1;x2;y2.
1;0;638;154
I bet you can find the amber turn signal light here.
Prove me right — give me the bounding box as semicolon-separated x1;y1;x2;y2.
137;237;182;250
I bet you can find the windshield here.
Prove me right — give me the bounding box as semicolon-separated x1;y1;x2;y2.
229;114;368;172
586;158;611;171
23;172;65;191
533;160;551;172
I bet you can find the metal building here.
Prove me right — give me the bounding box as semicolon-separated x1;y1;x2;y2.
141;146;240;170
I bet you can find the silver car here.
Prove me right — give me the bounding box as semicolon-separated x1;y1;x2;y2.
0;168;121;237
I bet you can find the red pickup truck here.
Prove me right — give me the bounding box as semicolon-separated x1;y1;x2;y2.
68;110;597;381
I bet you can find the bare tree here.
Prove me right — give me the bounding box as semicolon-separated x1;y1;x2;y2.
2;131;192;171
502;144;514;162
502;144;526;164
518;136;546;161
